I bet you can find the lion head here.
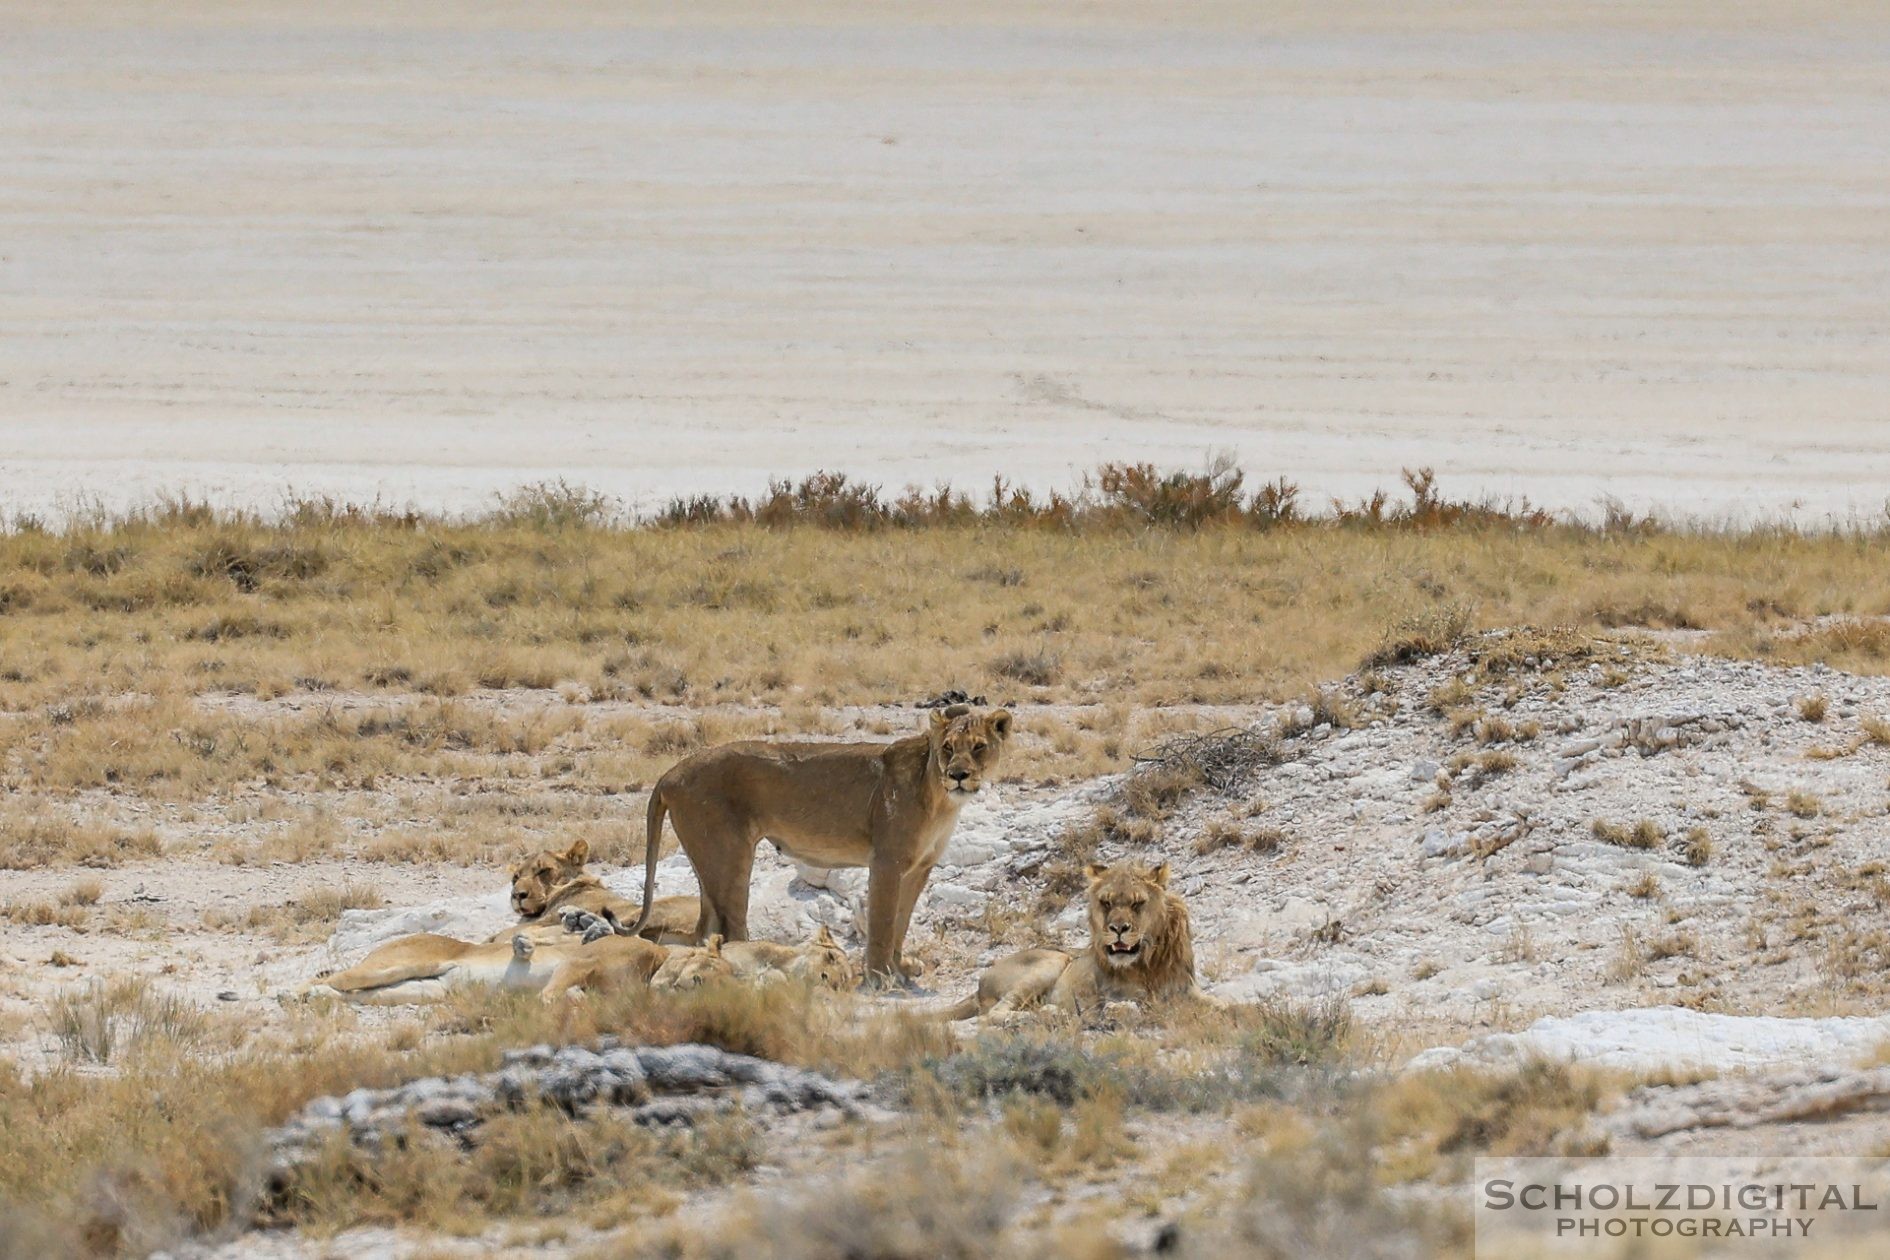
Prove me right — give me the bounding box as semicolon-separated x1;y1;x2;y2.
1085;861;1196;995
651;935;736;991
786;925;855;990
928;705;1014;796
509;839;590;917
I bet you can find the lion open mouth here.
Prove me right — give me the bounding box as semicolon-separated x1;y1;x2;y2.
1106;940;1141;957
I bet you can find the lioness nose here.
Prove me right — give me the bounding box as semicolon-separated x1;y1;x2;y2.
948;768;970;782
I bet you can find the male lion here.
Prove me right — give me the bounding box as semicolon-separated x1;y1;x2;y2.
935;862;1212;1020
634;706;1012;984
505;839;699;945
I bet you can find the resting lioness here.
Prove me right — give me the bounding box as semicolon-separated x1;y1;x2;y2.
304;930;682;1005
540;936;714;1004
635;706;1012;983
721;924;855;990
936;862;1213;1020
299;932;578;1004
648;935;736;990
504;839;699;945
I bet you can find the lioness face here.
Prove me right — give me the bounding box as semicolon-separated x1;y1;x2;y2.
509;839;590;917
929;706;1013;796
789;926;855;990
1086;862;1169;971
652;936;736;991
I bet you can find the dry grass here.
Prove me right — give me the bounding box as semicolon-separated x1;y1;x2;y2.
0;980;954;1254
45;977;214;1065
1191;819;1288;857
0;812;162;868
1680;826;1714;867
1372;1059;1608;1182
12;474;1890;1252
207;882;387;943
1592;818;1662;850
8;478;1890;731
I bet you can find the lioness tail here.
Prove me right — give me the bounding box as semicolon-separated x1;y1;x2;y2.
632;786;668;936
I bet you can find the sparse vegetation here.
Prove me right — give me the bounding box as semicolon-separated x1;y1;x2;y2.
1592;818;1662;850
12;469;1890;1253
1680;827;1714;867
46;977;211;1065
1192;818;1288;856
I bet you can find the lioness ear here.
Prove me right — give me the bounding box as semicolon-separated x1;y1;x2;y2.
1148;862;1170;888
929;708;950;733
814;924;835;946
563;839;589;866
705;935;724;956
987;709;1013;740
1085;862;1110;883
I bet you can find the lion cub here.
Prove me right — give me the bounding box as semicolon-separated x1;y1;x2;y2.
936;862;1213;1020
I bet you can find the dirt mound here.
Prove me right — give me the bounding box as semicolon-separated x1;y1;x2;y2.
1066;630;1890;1034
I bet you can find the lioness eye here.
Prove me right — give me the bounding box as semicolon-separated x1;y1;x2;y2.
1131;899;1146;910
972;742;987;753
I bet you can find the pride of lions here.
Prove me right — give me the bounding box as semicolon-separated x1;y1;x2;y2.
301;707;1219;1021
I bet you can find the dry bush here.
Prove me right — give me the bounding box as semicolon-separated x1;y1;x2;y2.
231;883;386;943
988;644;1062;687
1;977;944;1253
1374;1059;1607;1180
1176;1119;1443;1260
10;471;1890;723
559;981;952;1079
1363;603;1474;668
1607;926;1648;984
1426;677;1473;713
1786;790;1823;819
1592;818;1662;850
0;899;88;929
1626;871;1662;900
1797;693;1830;722
1679;827;1714;867
280;1105;753;1234
45;978;211;1066
1193;819;1288;857
0;812;161;868
1647;930;1699;962
633;1147;1026;1260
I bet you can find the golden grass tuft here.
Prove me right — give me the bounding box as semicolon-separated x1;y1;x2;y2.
1592;818;1662;850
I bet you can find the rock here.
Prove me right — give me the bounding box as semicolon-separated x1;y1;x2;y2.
267;1042;864;1186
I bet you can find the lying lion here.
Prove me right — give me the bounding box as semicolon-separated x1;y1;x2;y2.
576;912;854;992
505;839;698;946
721;924;855;990
936;861;1215;1020
302;930;690;1004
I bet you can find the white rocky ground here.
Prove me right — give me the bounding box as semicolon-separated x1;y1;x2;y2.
334;630;1890;1073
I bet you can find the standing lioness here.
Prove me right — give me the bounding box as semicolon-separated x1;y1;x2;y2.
635;705;1011;983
